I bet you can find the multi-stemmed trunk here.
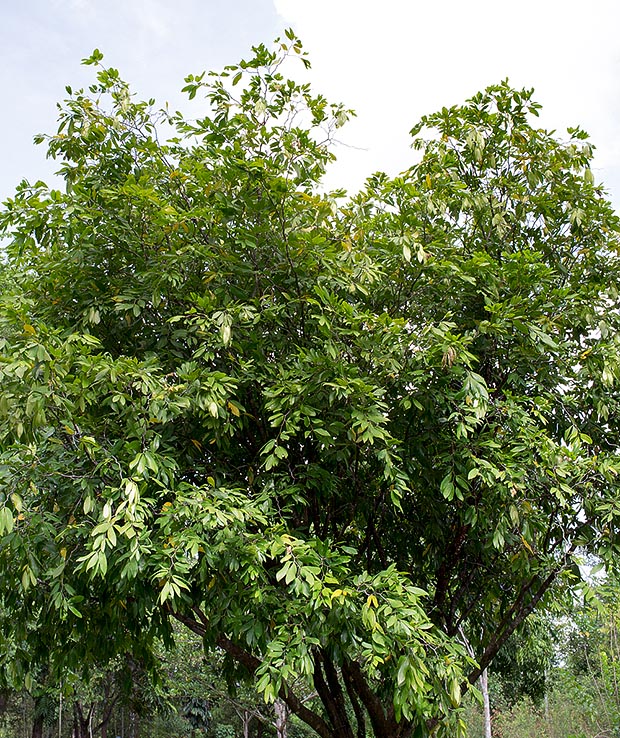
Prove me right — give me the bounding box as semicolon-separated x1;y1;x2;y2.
175;610;416;738
71;691;118;738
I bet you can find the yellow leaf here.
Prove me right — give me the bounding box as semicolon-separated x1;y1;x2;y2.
190;438;203;450
60;548;67;559
521;536;534;554
23;324;36;335
227;401;241;417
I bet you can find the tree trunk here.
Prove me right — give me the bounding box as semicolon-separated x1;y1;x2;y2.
241;710;252;738
31;712;44;738
96;688;118;738
72;701;91;738
273;699;289;738
129;710;138;738
480;668;492;738
0;690;9;716
176;611;414;738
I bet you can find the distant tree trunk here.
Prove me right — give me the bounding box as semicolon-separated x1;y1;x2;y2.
31;712;44;738
0;690;9;716
273;699;289;738
97;677;119;738
480;668;492;738
242;710;252;738
31;693;47;738
129;710;138;738
72;701;92;738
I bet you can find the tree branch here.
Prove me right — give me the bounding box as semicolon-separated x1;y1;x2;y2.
468;565;561;684
168;608;334;738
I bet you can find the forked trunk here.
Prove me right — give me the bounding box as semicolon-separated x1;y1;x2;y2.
242;710;252;738
72;701;92;738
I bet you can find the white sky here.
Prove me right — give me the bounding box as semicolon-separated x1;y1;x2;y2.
1;0;619;206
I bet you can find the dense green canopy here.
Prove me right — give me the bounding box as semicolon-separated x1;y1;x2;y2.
1;34;620;738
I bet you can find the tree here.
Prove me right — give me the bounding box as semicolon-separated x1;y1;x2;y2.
1;32;620;738
67;654;162;738
489;614;555;707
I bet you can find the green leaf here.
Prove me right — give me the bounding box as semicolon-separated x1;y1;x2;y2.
82;48;104;66
0;507;14;534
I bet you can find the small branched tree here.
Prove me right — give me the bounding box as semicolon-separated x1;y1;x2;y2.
1;32;620;738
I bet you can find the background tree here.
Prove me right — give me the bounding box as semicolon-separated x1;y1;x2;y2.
489;614;554;707
1;33;620;738
462;579;620;738
553;578;620;736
